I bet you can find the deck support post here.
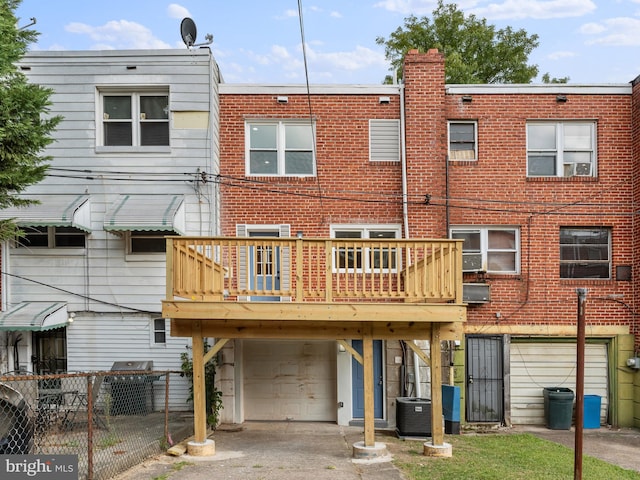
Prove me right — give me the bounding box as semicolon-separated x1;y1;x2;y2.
363;327;375;447
191;321;206;443
187;321;216;456
424;323;452;457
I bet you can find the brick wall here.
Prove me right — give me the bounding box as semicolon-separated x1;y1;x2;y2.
220;92;402;236
402;50;636;339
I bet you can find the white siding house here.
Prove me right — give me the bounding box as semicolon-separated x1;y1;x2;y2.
0;48;220;410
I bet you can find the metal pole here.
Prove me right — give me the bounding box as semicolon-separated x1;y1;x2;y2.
87;375;94;480
574;288;587;480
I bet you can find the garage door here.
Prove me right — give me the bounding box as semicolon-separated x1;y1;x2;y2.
243;340;337;421
510;342;608;425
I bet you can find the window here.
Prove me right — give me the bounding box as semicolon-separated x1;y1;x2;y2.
560;227;610;279
451;227;519;273
153;318;166;344
18;226;86;248
448;121;477;160
370;119;400;162
100;91;169;147
331;225;400;272
527;122;595;177
128;230;173;254
247;121;314;176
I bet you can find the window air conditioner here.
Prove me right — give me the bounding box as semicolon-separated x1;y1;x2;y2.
463;283;491;303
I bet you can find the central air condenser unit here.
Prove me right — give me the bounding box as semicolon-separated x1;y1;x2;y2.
396;397;431;437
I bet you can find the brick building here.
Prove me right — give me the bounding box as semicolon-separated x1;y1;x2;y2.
217;49;640;429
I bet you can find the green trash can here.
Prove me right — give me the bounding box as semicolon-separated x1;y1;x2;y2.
543;387;574;430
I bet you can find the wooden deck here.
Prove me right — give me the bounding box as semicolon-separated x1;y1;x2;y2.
161;236;466;452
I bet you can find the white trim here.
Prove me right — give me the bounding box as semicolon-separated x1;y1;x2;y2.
450;226;520;274
245;120;316;177
220;84;401;95
448;120;478;161
446;84;632;95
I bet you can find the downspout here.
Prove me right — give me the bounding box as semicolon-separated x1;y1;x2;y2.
400;81;422;398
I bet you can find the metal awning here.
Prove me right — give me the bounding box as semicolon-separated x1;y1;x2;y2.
104;194;185;234
0;195;91;232
0;302;69;331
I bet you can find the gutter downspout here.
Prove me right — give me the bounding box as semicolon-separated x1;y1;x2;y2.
400;81;422;398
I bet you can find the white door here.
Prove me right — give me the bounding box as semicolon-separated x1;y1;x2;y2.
243;340;337;421
510;342;608;425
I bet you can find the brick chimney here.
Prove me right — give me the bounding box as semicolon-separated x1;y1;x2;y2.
402;49;448;238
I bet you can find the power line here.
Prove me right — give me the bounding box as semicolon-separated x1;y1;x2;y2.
1;271;160;315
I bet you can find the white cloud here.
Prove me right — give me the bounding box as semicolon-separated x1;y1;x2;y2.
547;50;577;60
167;4;191;19
471;0;596;20
579;22;606;34
581;17;640;46
373;0;439;15
237;43;387;82
304;44;388;73
330;11;343;18
65;20;172;50
373;0;594;19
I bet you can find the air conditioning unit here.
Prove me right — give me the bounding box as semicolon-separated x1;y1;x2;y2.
396;397;431;437
463;283;490;304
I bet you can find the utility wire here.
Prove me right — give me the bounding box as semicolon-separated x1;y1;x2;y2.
1;271;160;315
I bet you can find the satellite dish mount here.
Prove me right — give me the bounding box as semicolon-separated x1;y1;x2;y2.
181;18;213;49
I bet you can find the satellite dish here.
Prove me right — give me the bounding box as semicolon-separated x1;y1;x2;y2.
181;18;197;47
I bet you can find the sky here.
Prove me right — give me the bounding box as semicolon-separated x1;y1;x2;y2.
14;0;640;85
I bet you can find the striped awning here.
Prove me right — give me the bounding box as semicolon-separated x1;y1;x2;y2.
0;195;91;232
104;194;185;234
0;302;69;331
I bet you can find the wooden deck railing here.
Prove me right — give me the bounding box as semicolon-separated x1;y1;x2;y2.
165;237;464;304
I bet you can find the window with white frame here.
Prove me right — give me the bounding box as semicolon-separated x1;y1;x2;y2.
17;226;86;248
100;91;169;147
369;119;400;162
246;120;315;176
448;121;477;160
527;121;595;177
331;225;401;272
451;227;519;273
560;227;610;279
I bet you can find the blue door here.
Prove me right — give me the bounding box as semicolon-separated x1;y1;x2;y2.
352;340;384;418
249;231;280;301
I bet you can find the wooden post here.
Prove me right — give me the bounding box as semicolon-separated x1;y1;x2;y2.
363;327;375;447
192;321;207;443
430;324;444;446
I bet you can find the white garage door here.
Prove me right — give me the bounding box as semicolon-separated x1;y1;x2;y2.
510;342;608;425
243;340;337;421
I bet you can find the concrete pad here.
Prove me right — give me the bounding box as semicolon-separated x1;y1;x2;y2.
187;439;215;456
423;441;452;457
352;441;388;460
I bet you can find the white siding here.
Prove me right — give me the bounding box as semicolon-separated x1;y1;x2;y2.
5;49;221;406
67;313;191;411
510;342;608;425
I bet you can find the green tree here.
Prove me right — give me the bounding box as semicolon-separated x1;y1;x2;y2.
376;1;540;84
542;72;570;84
0;0;61;239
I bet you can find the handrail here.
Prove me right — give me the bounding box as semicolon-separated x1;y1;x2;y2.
166;237;464;304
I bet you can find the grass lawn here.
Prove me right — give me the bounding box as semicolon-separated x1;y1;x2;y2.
386;433;640;480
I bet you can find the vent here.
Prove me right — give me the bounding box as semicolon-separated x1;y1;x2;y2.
396;397;431;437
463;283;491;303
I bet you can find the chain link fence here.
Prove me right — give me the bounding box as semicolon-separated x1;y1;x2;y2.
0;371;193;480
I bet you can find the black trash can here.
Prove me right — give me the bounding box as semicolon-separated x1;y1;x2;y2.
543;387;574;430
